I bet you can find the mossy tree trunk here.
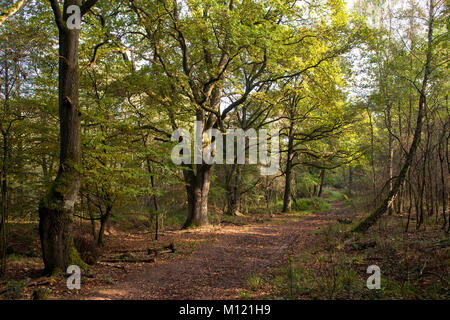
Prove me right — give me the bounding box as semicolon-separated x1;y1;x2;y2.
39;0;97;275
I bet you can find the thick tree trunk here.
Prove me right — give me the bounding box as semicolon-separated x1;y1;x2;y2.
39;0;90;275
183;164;212;228
182;83;221;227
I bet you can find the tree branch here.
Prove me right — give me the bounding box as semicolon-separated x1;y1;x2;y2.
80;0;99;16
49;0;64;31
0;0;26;26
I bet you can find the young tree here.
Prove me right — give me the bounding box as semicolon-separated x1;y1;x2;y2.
0;8;51;276
354;0;441;232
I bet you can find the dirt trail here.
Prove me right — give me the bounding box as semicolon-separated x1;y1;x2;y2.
84;203;353;300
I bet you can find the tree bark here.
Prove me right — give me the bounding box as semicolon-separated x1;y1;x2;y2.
183;164;212;228
182;84;221;227
87;206;97;241
145;155;159;240
0;48;12;278
318;169;325;198
438;132;447;229
282;119;295;213
97;205;112;247
387;103;394;215
225;164;242;216
0;134;8;277
366;108;377;199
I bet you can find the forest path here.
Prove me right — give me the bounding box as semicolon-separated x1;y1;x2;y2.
84;202;353;300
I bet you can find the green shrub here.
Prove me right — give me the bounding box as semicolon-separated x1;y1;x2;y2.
292;197;331;213
322;189;346;201
247;275;263;291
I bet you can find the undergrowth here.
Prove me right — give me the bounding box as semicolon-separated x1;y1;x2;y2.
265;217;449;300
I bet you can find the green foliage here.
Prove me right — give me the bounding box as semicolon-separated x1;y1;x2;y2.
247;274;264;292
323;189;346;201
0;1;447;301
292;198;331;213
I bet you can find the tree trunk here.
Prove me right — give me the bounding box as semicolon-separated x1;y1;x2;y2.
97;205;112;247
144;153;159;240
438;135;447;230
39;0;90;275
318;169;325;198
183;164;212;228
225;164;242;216
387;103;394;215
348;166;353;197
0;134;8;277
282;122;294;213
85;194;97;241
182;82;222;227
0;49;11;278
367;108;377;198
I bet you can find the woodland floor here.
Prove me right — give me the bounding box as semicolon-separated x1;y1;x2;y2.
3;201;351;300
80;202;354;300
2;199;448;300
